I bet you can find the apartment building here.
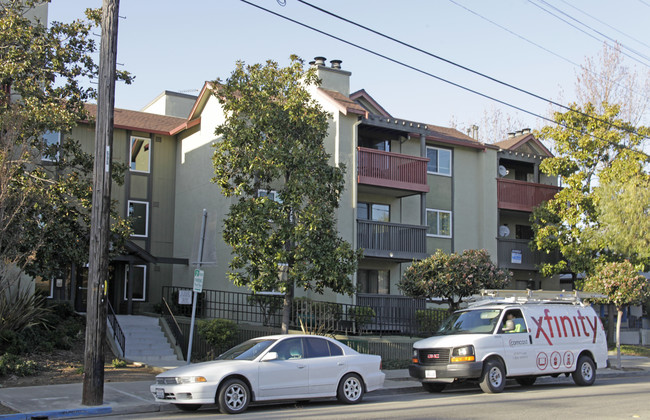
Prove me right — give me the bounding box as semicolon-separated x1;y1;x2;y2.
55;57;560;314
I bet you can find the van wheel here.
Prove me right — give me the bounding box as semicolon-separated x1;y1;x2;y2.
479;359;506;393
572;355;596;386
515;376;536;387
422;382;446;393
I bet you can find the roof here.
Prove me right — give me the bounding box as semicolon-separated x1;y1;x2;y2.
494;133;553;157
84;104;188;136
316;88;368;117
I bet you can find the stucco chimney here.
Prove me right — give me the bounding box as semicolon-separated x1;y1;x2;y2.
312;56;351;96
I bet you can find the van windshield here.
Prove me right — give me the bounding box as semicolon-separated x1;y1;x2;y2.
436;309;502;335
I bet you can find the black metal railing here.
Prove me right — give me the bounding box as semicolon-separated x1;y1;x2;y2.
107;299;125;357
162;297;186;360
161;286;447;338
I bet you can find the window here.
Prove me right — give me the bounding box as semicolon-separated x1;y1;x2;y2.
128;200;149;237
426;146;451;176
124;264;146;301
129;136;151;173
304;337;344;358
516;224;534;240
42;131;61;161
358;269;389;294
258;189;282;203
426;209;452;237
272;337;304;360
358;202;390;222
35;276;54;298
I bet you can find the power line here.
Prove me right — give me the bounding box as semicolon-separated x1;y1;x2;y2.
238;0;649;159
557;0;650;52
296;0;650;141
447;0;650;105
529;0;650;68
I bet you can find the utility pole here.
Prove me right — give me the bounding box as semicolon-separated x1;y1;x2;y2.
83;0;120;406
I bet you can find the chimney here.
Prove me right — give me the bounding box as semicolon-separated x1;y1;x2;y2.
312;55;351;96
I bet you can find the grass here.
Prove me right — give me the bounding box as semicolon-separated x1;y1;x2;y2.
608;344;650;357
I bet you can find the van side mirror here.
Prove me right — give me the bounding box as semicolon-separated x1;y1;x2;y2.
262;352;278;362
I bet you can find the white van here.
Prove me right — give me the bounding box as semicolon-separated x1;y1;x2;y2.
409;290;608;393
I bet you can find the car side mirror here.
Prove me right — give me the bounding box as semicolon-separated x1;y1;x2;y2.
261;352;278;362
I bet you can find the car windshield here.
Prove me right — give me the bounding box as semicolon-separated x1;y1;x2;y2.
216;339;276;361
436;309;502;335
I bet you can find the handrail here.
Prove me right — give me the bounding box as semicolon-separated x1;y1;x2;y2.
106;299;126;357
162;297;186;360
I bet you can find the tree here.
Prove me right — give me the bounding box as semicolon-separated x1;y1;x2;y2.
0;0;130;339
587;174;650;265
583;260;650;369
531;102;650;277
398;249;511;312
211;56;361;334
449;106;528;143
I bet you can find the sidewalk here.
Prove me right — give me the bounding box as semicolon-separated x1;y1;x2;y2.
0;355;648;419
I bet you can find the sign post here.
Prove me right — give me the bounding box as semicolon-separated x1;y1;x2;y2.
187;210;207;364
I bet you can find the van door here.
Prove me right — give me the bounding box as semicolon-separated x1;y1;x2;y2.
499;309;534;376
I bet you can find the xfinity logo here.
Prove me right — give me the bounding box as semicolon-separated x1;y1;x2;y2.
427;354;440;359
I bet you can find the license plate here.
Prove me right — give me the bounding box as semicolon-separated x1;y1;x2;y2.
156;388;165;399
425;370;437;379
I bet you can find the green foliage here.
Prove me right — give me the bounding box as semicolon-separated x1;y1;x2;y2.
399;249;511;312
532;102;650;276
0;301;84;355
293;297;342;333
0;0;132;286
415;309;447;336
248;293;283;326
583;260;650;310
197;318;239;357
0;287;49;333
111;359;127;368
348;306;375;331
0;353;39;377
211;56;361;332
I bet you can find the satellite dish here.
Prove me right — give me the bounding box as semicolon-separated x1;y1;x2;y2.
499;225;510;237
498;165;508;177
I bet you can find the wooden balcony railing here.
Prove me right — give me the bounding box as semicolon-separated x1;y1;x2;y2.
357;147;429;194
497;238;561;271
357;219;428;261
497;178;561;212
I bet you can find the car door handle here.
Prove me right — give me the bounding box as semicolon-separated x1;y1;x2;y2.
337;362;345;366
297;365;306;369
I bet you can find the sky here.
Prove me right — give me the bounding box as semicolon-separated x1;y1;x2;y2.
47;0;650;141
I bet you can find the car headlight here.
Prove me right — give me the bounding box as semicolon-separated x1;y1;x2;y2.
451;345;475;363
412;349;419;364
176;376;207;384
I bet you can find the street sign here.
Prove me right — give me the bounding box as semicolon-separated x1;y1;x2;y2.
193;269;204;293
178;289;192;305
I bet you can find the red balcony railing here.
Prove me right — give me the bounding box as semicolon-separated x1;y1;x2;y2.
497;178;561;212
357;147;429;194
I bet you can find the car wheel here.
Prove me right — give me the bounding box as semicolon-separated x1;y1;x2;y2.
515;376;536;387
337;373;364;404
218;378;250;414
572;355;596;386
174;403;202;411
422;382;446;393
479;359;506;393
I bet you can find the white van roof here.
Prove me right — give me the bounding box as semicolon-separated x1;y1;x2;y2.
467;289;606;308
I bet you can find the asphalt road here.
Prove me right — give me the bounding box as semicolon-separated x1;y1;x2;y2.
100;374;650;419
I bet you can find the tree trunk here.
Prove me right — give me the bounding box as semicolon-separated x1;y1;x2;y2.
615;306;623;370
281;287;293;334
607;303;615;345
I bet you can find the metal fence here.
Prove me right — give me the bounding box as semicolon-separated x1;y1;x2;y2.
161;286;447;339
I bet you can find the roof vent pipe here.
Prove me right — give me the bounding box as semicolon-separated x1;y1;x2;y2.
522;128;531;134
314;56;326;66
508;132;516;138
330;59;342;69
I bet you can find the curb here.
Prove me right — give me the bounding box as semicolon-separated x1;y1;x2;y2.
0;406;111;420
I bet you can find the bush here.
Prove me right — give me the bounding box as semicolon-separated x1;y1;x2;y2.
416;309;447;336
349;306;375;332
0;353;39;377
111;358;128;368
197;318;238;358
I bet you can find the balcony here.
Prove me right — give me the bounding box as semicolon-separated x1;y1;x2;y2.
497;178;561;212
357;220;428;262
497;238;561;271
357;147;429;197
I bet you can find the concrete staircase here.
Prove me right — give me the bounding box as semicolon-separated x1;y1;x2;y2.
113;315;183;368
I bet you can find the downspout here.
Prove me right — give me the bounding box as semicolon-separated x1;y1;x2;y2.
352;117;362;306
